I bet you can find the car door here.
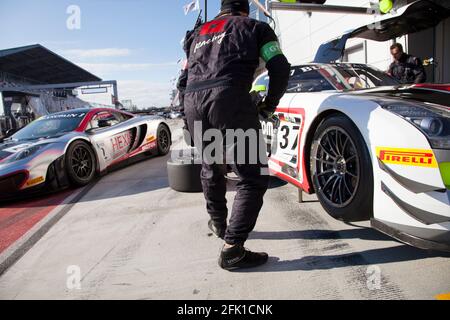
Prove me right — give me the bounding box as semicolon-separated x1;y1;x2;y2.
258;66;336;188
314;0;450;63
269;100;303;183
255;72;301;183
87;110;135;166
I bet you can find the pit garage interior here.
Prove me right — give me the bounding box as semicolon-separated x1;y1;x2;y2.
0;44;118;138
271;0;450;83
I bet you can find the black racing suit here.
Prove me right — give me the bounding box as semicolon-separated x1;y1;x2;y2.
388;53;426;84
183;14;290;245
177;28;195;117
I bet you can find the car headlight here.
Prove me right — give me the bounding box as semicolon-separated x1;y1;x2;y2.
13;145;46;161
383;103;450;149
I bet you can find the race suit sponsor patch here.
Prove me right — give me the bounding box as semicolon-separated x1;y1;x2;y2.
194;32;227;53
199;19;227;36
376;147;438;168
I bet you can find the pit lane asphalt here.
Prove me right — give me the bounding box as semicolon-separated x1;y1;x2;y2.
0;119;449;300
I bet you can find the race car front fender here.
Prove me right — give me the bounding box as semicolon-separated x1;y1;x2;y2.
0;142;66;191
316;95;450;245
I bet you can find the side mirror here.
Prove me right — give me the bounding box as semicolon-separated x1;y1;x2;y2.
98;119;112;128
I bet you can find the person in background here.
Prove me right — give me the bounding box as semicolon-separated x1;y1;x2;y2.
388;43;426;84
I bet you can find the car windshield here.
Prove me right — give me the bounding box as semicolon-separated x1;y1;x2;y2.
324;64;400;90
287;68;336;93
11;112;86;141
287;64;399;93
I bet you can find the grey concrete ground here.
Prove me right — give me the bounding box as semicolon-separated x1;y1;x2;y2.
0;120;449;300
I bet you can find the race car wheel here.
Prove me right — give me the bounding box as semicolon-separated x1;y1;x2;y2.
157;124;171;156
65;140;96;187
310;115;373;222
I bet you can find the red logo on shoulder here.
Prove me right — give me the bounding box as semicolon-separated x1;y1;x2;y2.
200;19;227;36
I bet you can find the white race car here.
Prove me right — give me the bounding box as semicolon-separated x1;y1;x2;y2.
0;107;171;200
254;63;450;251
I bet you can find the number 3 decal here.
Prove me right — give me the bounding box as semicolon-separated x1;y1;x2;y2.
280;125;289;149
279;125;300;150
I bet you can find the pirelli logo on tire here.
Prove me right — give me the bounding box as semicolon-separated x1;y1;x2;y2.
376;147;438;168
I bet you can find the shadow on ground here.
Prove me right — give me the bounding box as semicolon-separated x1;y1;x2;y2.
249;228;393;242
245;245;450;273
235;228;450;273
0;154;171;207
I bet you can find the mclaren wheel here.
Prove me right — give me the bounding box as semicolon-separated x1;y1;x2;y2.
310;114;373;222
157;124;171;156
65;140;96;187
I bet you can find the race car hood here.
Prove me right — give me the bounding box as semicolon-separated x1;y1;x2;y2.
350;85;450;108
314;0;450;63
0;136;65;162
0;140;34;160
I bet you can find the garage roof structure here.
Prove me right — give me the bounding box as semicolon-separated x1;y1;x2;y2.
0;44;101;84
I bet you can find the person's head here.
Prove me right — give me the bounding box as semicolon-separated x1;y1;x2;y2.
390;43;404;61
220;0;250;16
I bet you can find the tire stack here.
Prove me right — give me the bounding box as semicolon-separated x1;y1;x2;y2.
167;148;203;192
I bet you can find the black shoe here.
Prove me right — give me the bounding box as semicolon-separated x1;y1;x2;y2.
208;220;226;239
218;244;268;270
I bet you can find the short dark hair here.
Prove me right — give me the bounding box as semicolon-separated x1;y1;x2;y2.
390;43;403;52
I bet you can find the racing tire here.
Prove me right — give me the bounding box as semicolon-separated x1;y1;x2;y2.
167;149;202;193
157;124;171;156
310;114;373;222
65;140;97;187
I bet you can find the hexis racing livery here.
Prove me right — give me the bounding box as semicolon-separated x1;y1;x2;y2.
0;107;171;200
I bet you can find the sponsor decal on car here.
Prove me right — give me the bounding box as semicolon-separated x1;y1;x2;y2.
26;176;45;187
436;292;450;300
41;113;86;120
111;131;132;159
142;141;157;152
376;147;438;168
138;136;157;152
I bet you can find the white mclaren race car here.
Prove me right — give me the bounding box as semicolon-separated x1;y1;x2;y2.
254;63;450;252
253;0;450;251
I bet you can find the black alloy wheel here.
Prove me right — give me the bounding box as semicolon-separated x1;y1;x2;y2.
310;114;373;222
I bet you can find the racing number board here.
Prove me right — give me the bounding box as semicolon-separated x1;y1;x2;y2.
261;111;304;184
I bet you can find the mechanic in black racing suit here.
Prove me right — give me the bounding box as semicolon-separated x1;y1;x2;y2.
388;43;426;84
182;0;290;270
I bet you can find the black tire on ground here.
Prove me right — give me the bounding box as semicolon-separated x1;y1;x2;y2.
167;151;202;193
310;114;373;222
65;140;97;187
157;124;171;156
